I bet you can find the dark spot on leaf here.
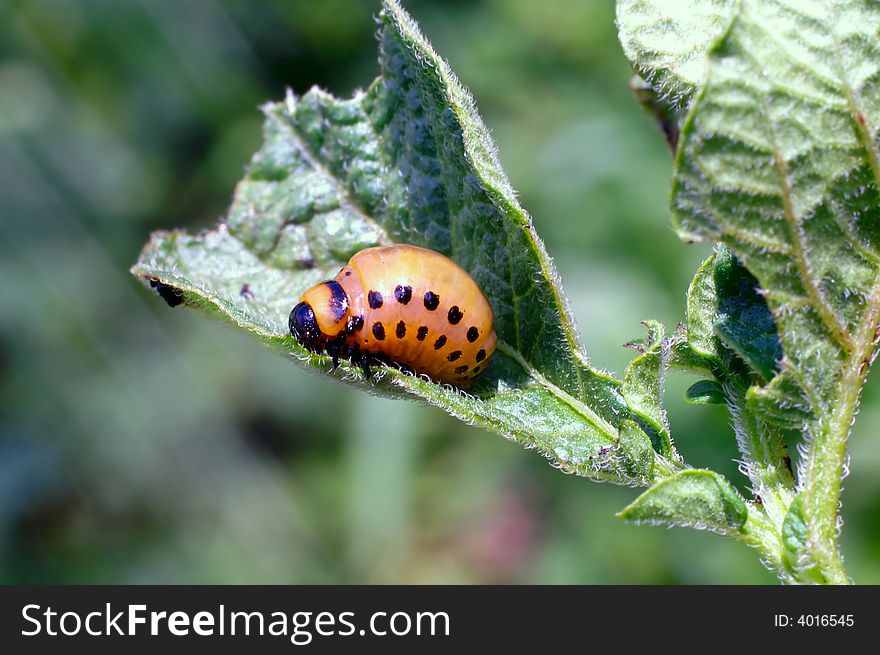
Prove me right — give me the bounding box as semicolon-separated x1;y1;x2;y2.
147;277;183;307
372;322;385;340
433;335;447;350
368;290;383;309
240;284;255;300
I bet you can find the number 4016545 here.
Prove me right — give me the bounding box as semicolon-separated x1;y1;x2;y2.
774;615;854;627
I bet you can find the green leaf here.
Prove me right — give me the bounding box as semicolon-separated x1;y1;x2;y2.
713;245;783;382
684;379;725;405
131;0;671;485
616;469;748;535
781;494;835;584
666;0;879;581
672;0;880;430
616;420;656;485
622;320;677;459
616;0;736;107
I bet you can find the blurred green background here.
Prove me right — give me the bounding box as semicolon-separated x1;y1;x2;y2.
1;0;878;585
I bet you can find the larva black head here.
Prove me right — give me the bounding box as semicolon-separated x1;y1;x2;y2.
290;301;321;350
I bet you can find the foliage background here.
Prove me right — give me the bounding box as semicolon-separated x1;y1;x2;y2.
1;0;878;584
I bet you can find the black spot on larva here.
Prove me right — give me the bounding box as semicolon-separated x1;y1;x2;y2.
454;365;469;374
323;280;349;322
433;335;447;350
447;306;463;325
346;315;364;335
476;349;486;362
396;321;407;338
424;291;440;310
368;290;383;309
395;284;412;304
416;326;428;341
466;326;479;342
447;350;462;362
372;322;386;340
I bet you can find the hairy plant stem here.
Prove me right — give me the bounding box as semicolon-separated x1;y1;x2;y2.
724;380;795;527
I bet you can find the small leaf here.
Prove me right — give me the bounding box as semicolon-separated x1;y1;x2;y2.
616;420;656;484
685;379;725;405
622;320;677;459
669;252;720;372
713;245;782;382
131;0;666;485
781;494;831;584
617;469;748;535
616;0;736;107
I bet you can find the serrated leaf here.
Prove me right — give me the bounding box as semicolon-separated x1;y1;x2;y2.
617;0;736;107
666;0;879;580
622;320;676;459
131;0;670;485
672;0;880;435
617;469;748;535
685;379;725;405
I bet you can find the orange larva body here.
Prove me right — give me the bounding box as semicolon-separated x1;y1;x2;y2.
290;245;496;386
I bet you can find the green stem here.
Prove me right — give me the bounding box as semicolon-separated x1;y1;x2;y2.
723;379;795;529
797;276;880;584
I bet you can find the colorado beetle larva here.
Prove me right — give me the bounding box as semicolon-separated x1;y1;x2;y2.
289;245;496;387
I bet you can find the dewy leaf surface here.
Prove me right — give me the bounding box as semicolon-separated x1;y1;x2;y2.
132;0;674;484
